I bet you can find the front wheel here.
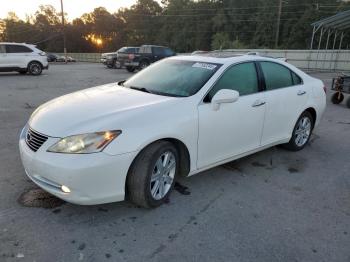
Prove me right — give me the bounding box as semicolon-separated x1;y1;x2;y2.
139;60;150;70
282;111;314;151
28;62;43;75
126;66;136;73
114;60;122;69
127;141;178;208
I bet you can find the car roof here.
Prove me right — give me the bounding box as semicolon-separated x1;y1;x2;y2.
0;42;34;46
171;53;283;65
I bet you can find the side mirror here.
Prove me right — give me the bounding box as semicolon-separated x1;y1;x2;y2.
212;89;239;111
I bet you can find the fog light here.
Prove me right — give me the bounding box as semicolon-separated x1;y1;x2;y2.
61;185;71;193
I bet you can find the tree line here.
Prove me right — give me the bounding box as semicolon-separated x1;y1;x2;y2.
0;0;349;53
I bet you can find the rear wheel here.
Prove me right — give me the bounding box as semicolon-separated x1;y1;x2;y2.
127;141;178;208
282;111;314;151
28;62;42;75
331;92;344;104
126;66;136;73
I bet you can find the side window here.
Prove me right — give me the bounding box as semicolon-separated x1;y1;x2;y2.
206;62;259;102
0;45;5;53
291;71;302;85
260;61;293;90
152;47;163;56
5;45;32;53
164;48;174;56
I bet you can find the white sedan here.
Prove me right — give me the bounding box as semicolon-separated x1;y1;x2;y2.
19;54;326;208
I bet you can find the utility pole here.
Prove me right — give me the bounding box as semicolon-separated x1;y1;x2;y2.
275;0;282;49
60;0;67;63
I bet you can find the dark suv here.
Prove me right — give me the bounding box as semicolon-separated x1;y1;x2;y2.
101;47;139;69
118;45;176;72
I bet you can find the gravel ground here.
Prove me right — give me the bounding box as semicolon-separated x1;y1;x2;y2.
0;63;349;262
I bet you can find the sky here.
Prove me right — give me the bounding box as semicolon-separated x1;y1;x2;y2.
0;0;143;20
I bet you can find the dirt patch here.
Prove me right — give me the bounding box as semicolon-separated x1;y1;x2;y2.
18;188;65;208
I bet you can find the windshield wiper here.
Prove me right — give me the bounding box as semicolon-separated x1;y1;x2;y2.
129;86;153;94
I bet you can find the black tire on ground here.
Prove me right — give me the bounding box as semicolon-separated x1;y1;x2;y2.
127;141;179;208
114;60;122;69
28;62;43;75
331;92;344;104
126;66;136;73
282;111;314;151
107;64;113;69
139;60;150;70
346;97;350;108
19;70;27;75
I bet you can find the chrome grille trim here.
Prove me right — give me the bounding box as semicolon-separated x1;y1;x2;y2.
25;128;48;152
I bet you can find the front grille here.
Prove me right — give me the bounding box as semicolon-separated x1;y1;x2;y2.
25;128;48;152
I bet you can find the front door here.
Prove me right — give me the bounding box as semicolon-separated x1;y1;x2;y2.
197;62;266;169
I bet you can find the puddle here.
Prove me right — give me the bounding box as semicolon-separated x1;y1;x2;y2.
18;188;65;208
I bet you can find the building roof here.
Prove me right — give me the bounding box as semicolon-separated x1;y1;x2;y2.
311;9;350;31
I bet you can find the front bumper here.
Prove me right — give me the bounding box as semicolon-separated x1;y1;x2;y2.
19;127;137;205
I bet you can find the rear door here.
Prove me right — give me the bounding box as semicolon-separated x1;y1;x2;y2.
259;61;309;146
5;44;33;68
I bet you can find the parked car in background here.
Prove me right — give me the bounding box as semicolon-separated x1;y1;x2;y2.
47;53;59;62
191;50;209;55
119;45;176;72
19;54;326;208
0;42;48;75
101;47;139;69
56;56;76;62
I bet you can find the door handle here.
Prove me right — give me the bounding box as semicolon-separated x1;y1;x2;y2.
252;100;266;107
297;90;306;96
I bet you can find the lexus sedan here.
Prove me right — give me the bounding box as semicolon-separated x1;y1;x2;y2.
19;54;326;208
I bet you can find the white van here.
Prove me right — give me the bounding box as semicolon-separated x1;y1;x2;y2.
0;42;49;75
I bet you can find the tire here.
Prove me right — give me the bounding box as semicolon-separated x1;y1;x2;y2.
331;92;344;104
282;111;314;151
107;64;113;69
114;60;122;69
346;97;350;109
126;66;136;73
127;141;179;208
28;62;43;75
139;60;150;70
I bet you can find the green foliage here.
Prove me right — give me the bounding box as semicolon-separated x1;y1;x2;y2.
0;0;349;52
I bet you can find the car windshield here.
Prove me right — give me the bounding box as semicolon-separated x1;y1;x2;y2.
123;59;221;97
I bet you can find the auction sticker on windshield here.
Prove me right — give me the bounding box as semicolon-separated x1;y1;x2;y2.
192;62;217;70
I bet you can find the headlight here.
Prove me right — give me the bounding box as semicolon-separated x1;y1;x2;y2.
47;130;121;154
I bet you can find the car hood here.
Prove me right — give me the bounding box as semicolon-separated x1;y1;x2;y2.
29;83;176;137
102;52;117;57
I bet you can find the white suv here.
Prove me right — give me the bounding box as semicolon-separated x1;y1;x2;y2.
0;42;49;75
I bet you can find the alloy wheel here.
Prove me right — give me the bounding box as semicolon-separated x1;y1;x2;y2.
150;151;176;200
294;116;311;147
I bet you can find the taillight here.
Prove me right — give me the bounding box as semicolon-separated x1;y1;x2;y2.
128;54;135;60
323;86;327;93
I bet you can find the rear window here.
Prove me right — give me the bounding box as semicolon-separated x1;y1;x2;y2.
5;45;32;53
